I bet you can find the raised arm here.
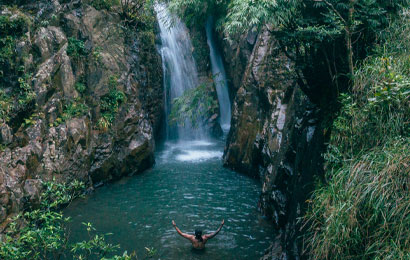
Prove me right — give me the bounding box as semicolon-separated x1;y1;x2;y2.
203;219;224;241
172;220;195;241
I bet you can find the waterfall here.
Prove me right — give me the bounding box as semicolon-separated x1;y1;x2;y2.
155;4;204;141
205;16;232;132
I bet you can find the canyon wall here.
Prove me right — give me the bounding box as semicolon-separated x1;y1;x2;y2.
0;1;163;227
221;28;326;259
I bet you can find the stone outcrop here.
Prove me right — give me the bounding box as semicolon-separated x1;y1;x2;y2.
0;1;163;227
222;28;325;259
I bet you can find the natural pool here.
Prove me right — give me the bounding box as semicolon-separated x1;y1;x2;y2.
64;139;275;259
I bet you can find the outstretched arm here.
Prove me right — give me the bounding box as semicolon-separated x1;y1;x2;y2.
203;219;224;241
172;220;195;241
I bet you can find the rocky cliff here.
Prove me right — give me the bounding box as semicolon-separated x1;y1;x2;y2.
0;1;163;227
221;28;326;259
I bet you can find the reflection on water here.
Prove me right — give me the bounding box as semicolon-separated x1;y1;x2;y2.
64;139;274;259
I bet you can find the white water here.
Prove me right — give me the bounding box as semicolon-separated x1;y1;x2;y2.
156;4;204;140
206;16;232;132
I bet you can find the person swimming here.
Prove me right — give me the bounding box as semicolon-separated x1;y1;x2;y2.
172;219;225;249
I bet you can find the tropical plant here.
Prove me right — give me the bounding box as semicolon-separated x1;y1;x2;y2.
0;180;137;260
169;82;219;128
304;12;410;259
98;75;126;130
67;37;89;60
91;0;120;11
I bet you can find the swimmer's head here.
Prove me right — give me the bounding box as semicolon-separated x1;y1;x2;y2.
195;229;203;241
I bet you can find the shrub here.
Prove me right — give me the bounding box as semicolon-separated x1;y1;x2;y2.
305;11;410;260
67;37;88;59
75;82;86;94
0;180;137;259
91;0;120;11
0;13;29;85
98;76;125;130
54;101;89;126
0;89;12;122
60;101;88;124
169;81;219;128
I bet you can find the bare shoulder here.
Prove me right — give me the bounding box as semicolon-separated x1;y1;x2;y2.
184;234;196;241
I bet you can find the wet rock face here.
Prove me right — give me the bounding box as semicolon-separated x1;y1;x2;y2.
0;2;163;225
222;28;325;259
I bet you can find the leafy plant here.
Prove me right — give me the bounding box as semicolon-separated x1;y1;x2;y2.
0;180;137;259
54;101;89;127
169;82;219;128
17;73;36;106
120;0;154;29
75;82;87;94
98;75;125;130
144;247;157;258
67;37;88;60
0;89;12;122
0;13;29;86
91;0;120;11
305;12;410;260
92;46;103;64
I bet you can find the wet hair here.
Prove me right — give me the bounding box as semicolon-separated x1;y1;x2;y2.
195;229;203;241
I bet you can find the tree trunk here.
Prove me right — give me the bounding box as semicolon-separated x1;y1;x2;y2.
346;0;355;81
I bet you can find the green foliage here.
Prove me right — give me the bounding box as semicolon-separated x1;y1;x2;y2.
0;89;12;122
98;76;125;130
70;222;121;259
0;13;29;84
75;82;87;94
330;27;410;158
305;13;410;260
92;46;103;64
0;180;137;260
53;100;89;127
168;0;230;27
54;101;89;126
0;72;35;124
17;73;36;106
120;0;156;30
0;143;7;152
0;180;84;260
169;82;219;128
40;180;85;210
224;0;298;36
144;247;157;258
306;139;410;260
91;0;120;11
20;112;42;128
67;37;88;60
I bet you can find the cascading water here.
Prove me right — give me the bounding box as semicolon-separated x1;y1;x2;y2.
206;16;232;132
64;5;275;259
156;4;204;141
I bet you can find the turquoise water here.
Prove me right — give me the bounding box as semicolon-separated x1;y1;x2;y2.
64;139;274;259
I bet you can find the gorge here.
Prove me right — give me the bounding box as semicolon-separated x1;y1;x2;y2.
1;1;409;260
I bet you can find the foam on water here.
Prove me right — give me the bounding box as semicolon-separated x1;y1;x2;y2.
176;150;223;162
160;139;223;162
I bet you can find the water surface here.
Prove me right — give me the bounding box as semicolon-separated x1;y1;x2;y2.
65;140;275;259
